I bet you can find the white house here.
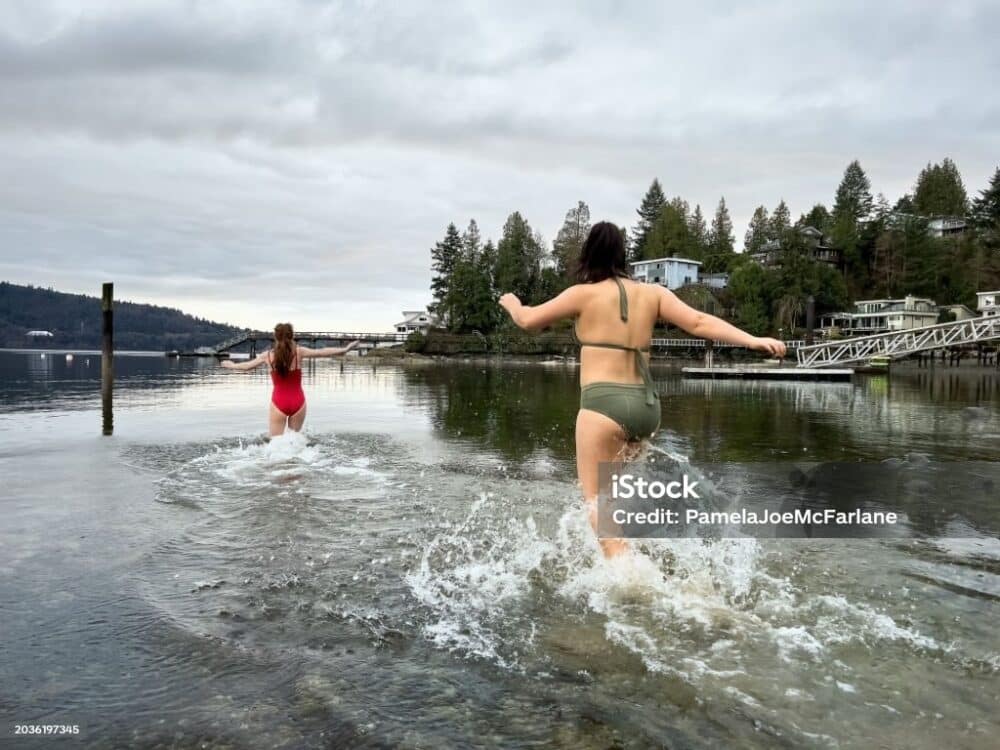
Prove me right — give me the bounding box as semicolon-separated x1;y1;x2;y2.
927;217;967;238
394;310;439;335
939;303;977;321
820;296;939;335
630;257;701;289
977;291;1000;318
701;272;730;290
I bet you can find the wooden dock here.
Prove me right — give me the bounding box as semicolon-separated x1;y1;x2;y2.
682;366;854;381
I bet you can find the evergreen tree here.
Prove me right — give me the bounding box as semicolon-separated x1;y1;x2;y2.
894;194;915;214
727;261;771;335
495;211;542;302
968;167;1000;290
832;160;874;226
552;201;591;278
744;205;770;253
668;196;690;221
688;204;708;258
970;166;1000;230
798;203;831;232
704;197;735;272
430;223;463;317
644;203;690;260
831;160;874;292
913;158;968;217
770;199;791;237
481;239;498;291
631;179;667;261
462;219;481;256
447;250;497;333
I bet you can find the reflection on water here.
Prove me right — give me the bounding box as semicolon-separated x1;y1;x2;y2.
1;351;998;748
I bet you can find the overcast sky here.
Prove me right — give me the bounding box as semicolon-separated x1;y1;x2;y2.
0;1;997;331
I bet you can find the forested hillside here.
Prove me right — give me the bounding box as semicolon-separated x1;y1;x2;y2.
0;282;240;350
426;160;1000;336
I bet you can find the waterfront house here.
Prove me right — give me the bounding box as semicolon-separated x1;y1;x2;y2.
394;310;439;335
820;296;939;335
977;291;1000;318
939;303;977;321
749;226;843;270
630;257;701;290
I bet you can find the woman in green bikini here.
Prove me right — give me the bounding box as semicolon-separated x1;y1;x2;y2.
499;221;785;556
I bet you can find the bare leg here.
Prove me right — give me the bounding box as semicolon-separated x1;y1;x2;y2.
576;408;631;558
287;402;307;432
268;403;288;437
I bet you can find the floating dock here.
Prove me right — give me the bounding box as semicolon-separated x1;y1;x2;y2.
682;366;854;381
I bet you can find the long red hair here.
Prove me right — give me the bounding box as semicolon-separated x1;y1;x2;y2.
272;323;296;375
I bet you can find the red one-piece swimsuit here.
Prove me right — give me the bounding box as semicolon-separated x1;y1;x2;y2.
270;357;305;416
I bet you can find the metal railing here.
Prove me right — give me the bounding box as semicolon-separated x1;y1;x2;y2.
651;338;806;349
795;317;1000;368
212;330;411;353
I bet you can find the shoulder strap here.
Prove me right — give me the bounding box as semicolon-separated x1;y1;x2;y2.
612;276;629;322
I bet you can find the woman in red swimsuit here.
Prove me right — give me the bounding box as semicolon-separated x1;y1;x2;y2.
221;323;360;436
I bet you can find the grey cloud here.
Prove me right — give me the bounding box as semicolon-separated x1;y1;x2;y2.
0;0;997;330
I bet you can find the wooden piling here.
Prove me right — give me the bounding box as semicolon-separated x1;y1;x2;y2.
101;282;113;436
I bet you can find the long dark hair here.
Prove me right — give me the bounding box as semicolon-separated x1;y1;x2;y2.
272;323;295;375
576;221;629;283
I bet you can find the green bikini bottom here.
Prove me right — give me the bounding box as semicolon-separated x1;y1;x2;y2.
580;382;661;441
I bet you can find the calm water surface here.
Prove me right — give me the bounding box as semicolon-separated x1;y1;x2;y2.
1;350;998;749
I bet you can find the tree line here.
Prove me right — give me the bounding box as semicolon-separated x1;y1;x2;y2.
428;160;1000;336
0;281;239;350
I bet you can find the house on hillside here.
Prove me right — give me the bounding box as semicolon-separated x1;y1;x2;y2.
977;291;1000;318
701;272;730;290
394;310;439;335
749;226;843;270
883;212;968;238
820;296;939;335
927;217;967;238
630;257;701;290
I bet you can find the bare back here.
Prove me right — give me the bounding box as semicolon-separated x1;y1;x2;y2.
574;278;661;386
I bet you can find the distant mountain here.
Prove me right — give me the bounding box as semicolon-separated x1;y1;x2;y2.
0;281;242;351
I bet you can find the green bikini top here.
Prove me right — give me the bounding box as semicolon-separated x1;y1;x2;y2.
575;276;657;406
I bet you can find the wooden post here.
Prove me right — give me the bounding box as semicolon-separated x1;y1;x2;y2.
805;295;815;345
101;282;113;436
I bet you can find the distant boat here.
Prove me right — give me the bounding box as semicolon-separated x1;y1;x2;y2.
25;330;54;337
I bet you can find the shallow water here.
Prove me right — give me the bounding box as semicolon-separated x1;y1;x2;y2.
1;350;998;748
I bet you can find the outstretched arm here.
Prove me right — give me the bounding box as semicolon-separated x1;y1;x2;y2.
658;287;787;358
499;287;584;331
220;352;269;371
297;341;361;358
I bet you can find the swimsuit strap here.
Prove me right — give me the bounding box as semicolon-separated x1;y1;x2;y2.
613;275;629;322
576;277;657;406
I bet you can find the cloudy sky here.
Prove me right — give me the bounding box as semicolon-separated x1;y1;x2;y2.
0;0;997;331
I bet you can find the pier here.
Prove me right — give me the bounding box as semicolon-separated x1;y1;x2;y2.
682;366;854;381
174;330;411;357
795;316;1000;368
